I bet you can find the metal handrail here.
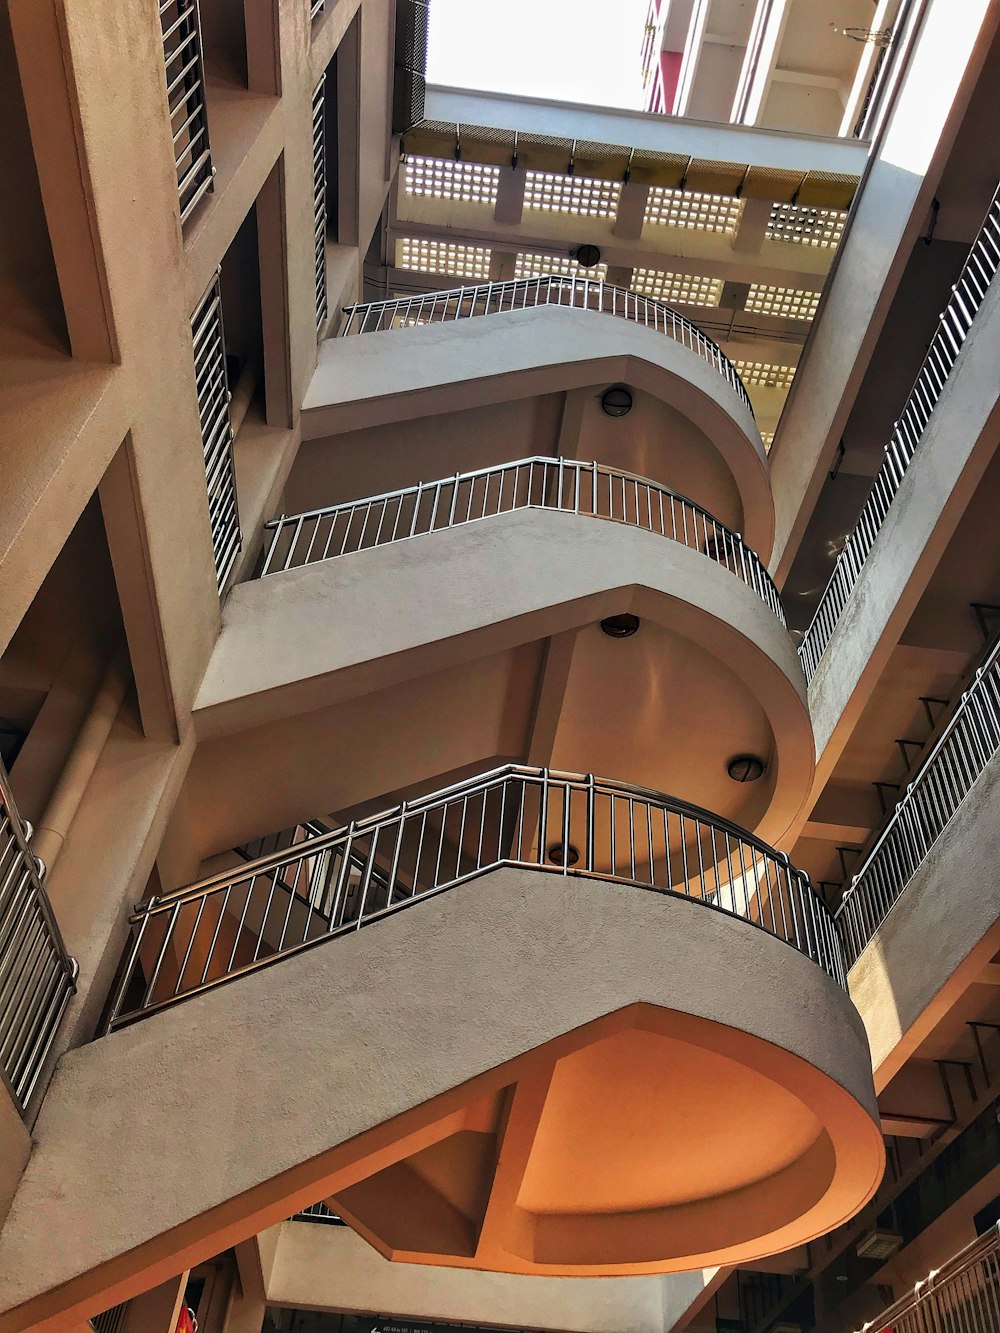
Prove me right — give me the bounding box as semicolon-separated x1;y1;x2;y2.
837;635;1000;968
857;1222;1000;1333
339;277;755;418
259;456;785;624
0;759;78;1112
798;179;1000;682
291;1201;346;1225
100;764;843;1033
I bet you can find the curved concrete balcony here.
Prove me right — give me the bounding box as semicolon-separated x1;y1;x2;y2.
106;765;847;1032
259;456;784;625
194;503;810;858
340;277;754;419
305;284;773;557
1;765;880;1316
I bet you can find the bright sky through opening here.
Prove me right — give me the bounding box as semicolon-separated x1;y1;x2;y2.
426;0;651;110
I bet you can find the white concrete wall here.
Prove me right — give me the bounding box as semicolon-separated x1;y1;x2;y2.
268;1221;671;1333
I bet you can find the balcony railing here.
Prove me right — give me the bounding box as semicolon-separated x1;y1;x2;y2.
259;456;785;624
837;635;1000;968
340;278;755;418
312;75;328;331
291;1201;346;1225
160;0;214;223
798;179;1000;683
0;760;78;1113
101;765;842;1032
857;1222;1000;1333
192;276;242;591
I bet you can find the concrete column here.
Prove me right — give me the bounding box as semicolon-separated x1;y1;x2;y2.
121;1274;189;1333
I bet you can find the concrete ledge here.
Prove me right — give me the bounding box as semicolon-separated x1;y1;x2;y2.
192;510;813;849
267;1219;702;1333
807;271;1000;786
849;745;1000;1089
303;306;772;554
0;867;878;1329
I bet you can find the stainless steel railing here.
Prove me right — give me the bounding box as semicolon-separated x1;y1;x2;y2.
0;759;78;1113
160;0;214;224
259;456;785;624
100;764;843;1033
340;277;755;417
856;1222;1000;1333
192;276;242;592
837;636;1000;968
798;180;1000;682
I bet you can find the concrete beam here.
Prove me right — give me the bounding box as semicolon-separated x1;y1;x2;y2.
423;88;869;177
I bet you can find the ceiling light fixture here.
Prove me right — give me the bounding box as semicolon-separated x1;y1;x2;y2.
548;843;580;866
727;755;766;783
601;385;633;417
575;243;602;267
600;613;640;638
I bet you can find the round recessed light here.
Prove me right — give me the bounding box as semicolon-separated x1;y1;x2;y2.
727;755;767;783
575;243;602;268
601;385;633;417
600;613;640;638
548;843;580;866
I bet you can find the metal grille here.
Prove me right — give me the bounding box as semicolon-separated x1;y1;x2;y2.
0;759;77;1113
341;277;754;418
644;187;743;235
514;252;608;282
292;1201;347;1224
160;0;214;224
101;764;842;1032
396;237;493;281
766;203;846;248
404;157;500;205
837;637;1000;967
191;278;241;591
631;268;724;307
855;1223;1000;1333
799;179;1000;682
312;76;328;332
260;456;785;624
91;1304;129;1333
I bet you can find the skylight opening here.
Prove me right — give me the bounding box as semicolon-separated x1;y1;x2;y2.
733;360;798;390
745;284;821;321
396;237;493;281
766;203;846;248
523;171;621;219
403;156;501;206
644;187;744;236
631;268;723;307
514;252;609;281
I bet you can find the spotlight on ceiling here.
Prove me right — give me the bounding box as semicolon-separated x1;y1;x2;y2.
601;385;633;417
575;243;602;268
600;613;640;638
727;755;767;783
548;843;580;866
